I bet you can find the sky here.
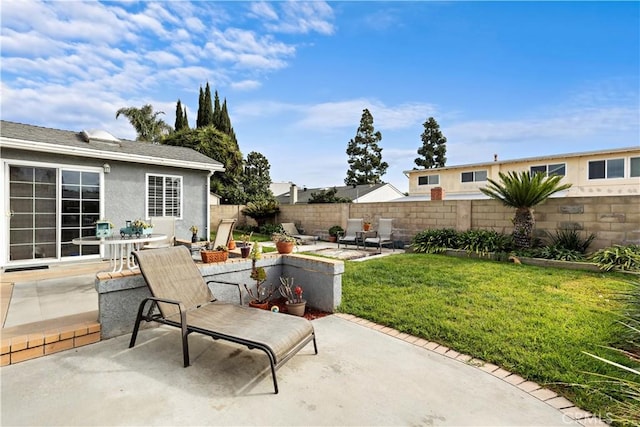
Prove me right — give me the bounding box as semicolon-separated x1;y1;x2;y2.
1;1;639;193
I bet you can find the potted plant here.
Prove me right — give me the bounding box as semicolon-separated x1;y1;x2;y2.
278;276;306;316
189;225;198;243
238;232;253;258
244;243;276;309
363;221;372;231
328;225;344;243
200;244;228;263
272;232;296;254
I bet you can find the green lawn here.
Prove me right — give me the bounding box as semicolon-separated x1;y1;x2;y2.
339;253;637;420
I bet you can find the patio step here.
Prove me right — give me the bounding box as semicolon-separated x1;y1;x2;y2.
1;311;100;366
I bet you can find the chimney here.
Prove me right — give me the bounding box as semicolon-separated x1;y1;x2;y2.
290;184;298;204
431;187;444;201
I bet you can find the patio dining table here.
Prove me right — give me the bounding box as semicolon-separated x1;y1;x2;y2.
72;234;167;273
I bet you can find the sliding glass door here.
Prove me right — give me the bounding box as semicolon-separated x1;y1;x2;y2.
7;164;102;262
8;166;57;261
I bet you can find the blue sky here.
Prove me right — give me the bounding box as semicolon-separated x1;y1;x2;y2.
1;1;638;193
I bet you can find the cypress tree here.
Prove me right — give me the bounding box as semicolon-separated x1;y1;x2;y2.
196;86;205;128
175;99;184;131
213;90;223;130
203;82;214;127
183;106;189;129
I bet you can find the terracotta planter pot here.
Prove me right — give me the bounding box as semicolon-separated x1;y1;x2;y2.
276;241;295;254
328;236;337;243
249;300;269;310
228;240;236;250
286;300;306;316
363;223;371;231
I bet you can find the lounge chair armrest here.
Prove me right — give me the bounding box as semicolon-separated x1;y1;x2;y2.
206;279;243;305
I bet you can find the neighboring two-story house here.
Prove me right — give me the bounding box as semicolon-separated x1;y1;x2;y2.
404;146;640;200
0;121;224;270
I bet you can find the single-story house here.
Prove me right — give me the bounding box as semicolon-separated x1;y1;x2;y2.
0;120;224;270
276;183;405;204
402;146;640;200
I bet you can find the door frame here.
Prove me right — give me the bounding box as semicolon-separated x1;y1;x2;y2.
1;159;105;269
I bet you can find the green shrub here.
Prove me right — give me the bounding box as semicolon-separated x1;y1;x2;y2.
536;245;587;261
590;245;640;272
259;223;281;235
456;229;513;256
411;228;458;253
546;228;596;254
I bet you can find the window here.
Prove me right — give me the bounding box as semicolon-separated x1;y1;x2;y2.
147;174;182;218
530;163;566;177
461;170;487;183
631;157;640;178
418;175;439;186
588;158;624;180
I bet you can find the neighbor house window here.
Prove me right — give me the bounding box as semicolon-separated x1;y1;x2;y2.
461;170;487;183
147;174;182;218
630;157;640;178
418;175;439;185
530;163;566;177
588;159;624;180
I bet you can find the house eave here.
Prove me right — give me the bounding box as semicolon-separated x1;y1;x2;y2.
0;137;225;173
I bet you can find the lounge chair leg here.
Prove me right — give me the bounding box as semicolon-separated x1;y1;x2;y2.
129;298;150;348
269;360;278;394
180;312;190;367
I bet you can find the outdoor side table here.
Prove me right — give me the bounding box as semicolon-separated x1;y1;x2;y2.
355;230;377;249
72;234;167;273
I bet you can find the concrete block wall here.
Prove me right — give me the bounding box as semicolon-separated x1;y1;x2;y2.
95;254;344;339
212;195;640;251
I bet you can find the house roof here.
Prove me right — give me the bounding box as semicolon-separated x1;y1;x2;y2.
403;146;640;175
276;183;399;204
0;120;224;172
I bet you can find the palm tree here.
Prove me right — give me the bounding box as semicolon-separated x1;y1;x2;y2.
480;171;572;249
116;104;172;143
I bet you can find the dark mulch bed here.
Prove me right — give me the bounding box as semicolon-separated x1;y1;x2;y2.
268;297;331;320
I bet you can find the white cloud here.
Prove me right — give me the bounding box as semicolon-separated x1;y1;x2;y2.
231;80;262;91
267;1;335;35
248;2;279;21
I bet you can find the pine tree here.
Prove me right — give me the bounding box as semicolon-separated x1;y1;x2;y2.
344;108;388;185
241;151;275;202
415;117;447;169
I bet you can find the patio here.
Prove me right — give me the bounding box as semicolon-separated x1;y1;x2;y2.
0;243;606;426
1;315;587;426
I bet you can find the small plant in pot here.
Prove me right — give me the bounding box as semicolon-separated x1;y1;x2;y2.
238;232;253;257
279;276;306;316
243;243;276;309
272;232;297;254
328;225;343;243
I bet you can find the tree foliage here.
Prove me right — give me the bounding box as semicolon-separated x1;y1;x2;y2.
415;117;447;169
480;171;572;248
308;187;352;204
242;151;274;203
174;100;189;131
197;82;214;128
115;104;171;143
344;108;388;185
161;126;244;203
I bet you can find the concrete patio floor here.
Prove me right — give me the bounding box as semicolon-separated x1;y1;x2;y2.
1;243;606;426
1;314;593;426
